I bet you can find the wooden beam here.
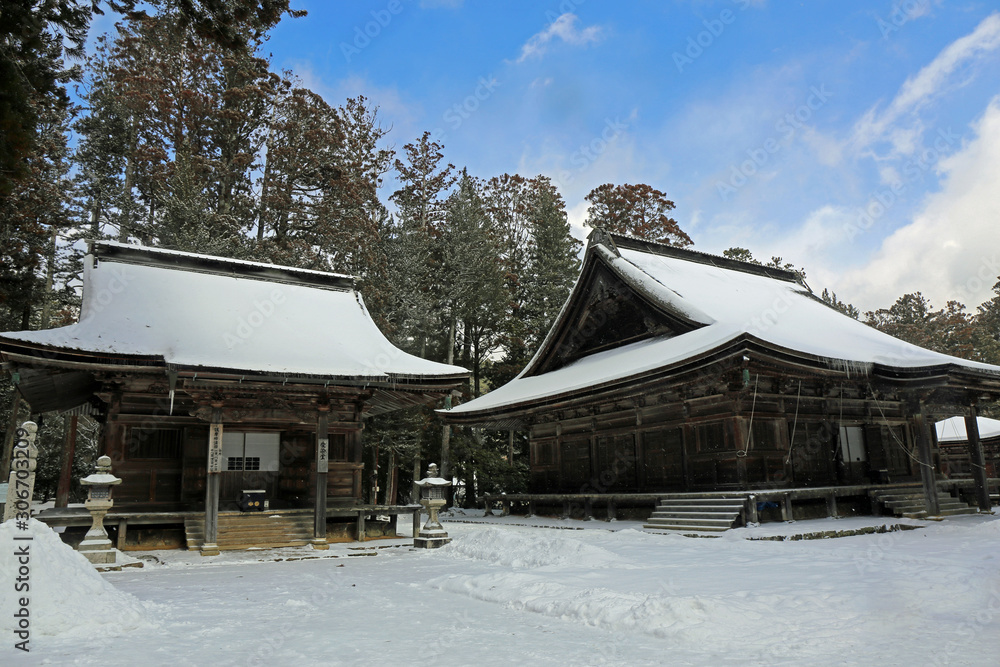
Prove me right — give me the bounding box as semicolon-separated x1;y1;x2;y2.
966;406;991;511
313;409;330;548
202;407;222;556
913;412;940;516
356;510;366;542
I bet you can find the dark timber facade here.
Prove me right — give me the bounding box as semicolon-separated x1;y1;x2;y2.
1;242;467;552
444;232;1000;522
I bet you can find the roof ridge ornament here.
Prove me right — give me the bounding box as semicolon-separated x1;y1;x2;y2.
587;227;620;257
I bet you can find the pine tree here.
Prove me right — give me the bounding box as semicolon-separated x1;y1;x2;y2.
387;132;456;357
821;289;860;319
524;176;581;351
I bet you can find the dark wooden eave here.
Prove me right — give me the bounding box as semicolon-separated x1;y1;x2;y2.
441;333;1000;429
1;339;465;417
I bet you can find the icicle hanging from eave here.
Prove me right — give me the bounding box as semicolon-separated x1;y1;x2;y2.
826;358;873;379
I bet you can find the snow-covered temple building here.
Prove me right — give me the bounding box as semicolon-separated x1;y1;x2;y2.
0;241;468;553
442;231;1000;529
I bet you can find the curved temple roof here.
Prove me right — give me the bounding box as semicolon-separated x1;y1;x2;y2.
0;242;467;383
446;233;1000;420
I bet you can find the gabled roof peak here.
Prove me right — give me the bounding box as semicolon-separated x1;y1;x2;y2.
588;230;803;285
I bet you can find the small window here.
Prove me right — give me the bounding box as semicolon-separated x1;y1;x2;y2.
221;432;280;472
128;429;183;460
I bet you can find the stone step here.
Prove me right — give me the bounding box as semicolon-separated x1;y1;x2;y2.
644;516;737;528
658;499;746;508
642;523;730;533
184;514;315;550
649;510;744;521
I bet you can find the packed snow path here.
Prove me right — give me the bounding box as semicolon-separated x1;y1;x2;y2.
7;515;1000;666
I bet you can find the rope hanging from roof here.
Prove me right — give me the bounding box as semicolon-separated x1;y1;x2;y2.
785;380;802;466
867;382;932;469
737;374;759;458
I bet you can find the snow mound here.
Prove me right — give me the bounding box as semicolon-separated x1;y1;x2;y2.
442;527;622;569
0;519;155;639
429;572;723;639
428;570;857;655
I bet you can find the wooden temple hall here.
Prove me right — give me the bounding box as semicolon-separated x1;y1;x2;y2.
443;231;1000;532
0;241;468;554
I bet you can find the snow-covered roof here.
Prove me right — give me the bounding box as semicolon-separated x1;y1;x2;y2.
935;416;1000;443
446;234;1000;418
0;242;467;382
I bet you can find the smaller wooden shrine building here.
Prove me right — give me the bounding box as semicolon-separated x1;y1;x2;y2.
443;231;1000;522
0;241;468;553
936;416;1000;480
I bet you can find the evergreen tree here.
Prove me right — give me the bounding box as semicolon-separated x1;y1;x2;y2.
387;132;456;357
821;289;860;319
523;177;582;351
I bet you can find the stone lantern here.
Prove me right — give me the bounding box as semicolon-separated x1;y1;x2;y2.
78;455;122;564
413;463;451;549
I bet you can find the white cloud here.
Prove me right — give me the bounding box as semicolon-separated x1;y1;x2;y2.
515;13;603;63
851;12;1000;154
835;96;1000;311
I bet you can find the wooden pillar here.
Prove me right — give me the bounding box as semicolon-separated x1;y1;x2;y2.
411;453;421;505
747;495;759;524
681;424;691;491
55;415;79;508
116;519;128;550
966;406;991;511
412;508;420;538
781;493;793;522
102;392;122;461
356;510;366;542
826;493;838;518
913;412;940;516
202;407;223;556
735;417;749;489
312;409;330;549
387;446;398;506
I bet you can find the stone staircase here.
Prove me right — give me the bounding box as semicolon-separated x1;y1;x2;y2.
869;486;978;519
643;496;747;535
184;511;314;551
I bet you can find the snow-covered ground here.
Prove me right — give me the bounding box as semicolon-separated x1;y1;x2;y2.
4;513;1000;666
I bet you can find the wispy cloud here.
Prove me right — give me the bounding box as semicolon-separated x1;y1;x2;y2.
515;13;603;63
837;95;1000;311
851;12;1000;155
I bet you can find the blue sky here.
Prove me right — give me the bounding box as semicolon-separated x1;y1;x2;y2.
91;1;1000;312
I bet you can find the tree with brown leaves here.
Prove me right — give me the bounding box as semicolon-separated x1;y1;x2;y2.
584;183;692;246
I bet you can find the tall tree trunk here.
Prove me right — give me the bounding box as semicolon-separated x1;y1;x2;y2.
56;416;78;508
91;199;103;237
120;124;137;242
440;315;456;478
38;228;58;329
258;145;272;240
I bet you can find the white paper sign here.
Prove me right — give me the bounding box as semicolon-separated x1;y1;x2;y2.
317;437;329;473
208;423;224;473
